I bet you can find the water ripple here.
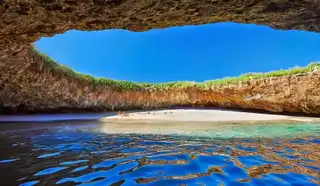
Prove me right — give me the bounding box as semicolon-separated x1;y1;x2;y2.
0;121;319;186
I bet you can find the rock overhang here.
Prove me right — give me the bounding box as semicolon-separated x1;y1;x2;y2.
0;0;319;47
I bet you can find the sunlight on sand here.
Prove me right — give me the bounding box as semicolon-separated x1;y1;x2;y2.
98;109;320;138
101;109;316;122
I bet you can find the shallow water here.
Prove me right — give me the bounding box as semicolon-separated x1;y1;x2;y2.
0;120;319;186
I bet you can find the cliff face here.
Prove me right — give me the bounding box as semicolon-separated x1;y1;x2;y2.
1;46;319;114
0;0;320;114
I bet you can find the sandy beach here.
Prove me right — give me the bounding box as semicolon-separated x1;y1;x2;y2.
1;109;318;124
100;109;318;123
98;109;320;137
0;108;318;138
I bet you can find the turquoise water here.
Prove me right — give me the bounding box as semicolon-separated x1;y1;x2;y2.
181;122;320;138
97;121;320;138
0;120;319;186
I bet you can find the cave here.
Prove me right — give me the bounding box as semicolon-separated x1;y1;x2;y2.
0;0;319;114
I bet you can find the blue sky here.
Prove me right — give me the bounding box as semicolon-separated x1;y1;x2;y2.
35;22;320;83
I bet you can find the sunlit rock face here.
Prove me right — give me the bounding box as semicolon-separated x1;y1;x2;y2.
0;0;319;114
1;46;319;114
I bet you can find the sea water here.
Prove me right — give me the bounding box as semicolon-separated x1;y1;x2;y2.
0;119;319;186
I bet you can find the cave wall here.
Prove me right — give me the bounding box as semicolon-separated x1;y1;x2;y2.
1;46;319;114
0;0;320;114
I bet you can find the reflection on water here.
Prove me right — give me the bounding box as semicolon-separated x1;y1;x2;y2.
0;121;319;186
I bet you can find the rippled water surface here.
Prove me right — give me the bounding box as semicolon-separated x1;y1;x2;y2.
0;120;319;186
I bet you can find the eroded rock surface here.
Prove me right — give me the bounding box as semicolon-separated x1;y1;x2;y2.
1;0;320;47
0;0;320;48
0;0;320;114
0;46;319;114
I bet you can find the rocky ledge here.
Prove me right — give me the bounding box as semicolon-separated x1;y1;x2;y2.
0;0;319;114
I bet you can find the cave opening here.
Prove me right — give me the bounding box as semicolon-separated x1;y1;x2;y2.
34;22;320;84
1;2;320;185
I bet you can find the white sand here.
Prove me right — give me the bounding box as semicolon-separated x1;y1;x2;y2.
100;109;317;123
98;109;320;137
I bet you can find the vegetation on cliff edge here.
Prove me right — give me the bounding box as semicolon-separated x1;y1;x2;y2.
32;46;320;91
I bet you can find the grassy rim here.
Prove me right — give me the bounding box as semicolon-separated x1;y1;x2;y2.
31;46;320;91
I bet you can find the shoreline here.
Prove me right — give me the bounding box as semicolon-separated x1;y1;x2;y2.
101;109;320;124
2;105;320;118
1;108;319;123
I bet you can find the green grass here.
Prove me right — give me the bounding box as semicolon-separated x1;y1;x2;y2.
32;46;320;91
